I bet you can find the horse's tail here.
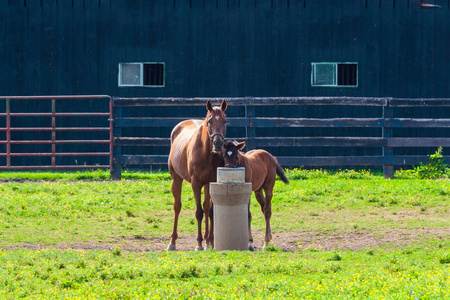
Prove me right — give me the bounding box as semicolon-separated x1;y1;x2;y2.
276;162;290;184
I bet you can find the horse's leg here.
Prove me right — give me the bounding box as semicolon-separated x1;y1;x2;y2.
253;189;267;249
247;200;255;251
203;184;212;249
192;180;204;251
208;203;214;248
255;189;265;213
262;187;274;248
168;173;183;251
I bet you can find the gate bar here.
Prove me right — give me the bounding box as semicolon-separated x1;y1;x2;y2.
0;127;110;131
6;99;10;168
0;153;110;157
0;140;110;144
52;99;56;167
0;95;113;171
0;113;110;117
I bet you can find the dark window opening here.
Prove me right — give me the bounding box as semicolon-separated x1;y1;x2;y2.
338;64;357;86
144;63;164;86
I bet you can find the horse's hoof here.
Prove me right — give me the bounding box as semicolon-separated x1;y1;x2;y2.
205;245;214;250
248;243;255;251
166;244;177;251
195;246;204;251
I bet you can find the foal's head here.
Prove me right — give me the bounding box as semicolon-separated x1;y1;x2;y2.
206;100;227;153
223;140;245;168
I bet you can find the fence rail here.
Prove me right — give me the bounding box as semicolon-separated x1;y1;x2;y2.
2;96;449;178
113;97;450;179
0;95;113;170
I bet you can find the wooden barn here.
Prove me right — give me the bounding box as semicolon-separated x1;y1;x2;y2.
1;0;449;172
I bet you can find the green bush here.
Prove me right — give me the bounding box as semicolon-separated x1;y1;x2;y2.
415;147;449;179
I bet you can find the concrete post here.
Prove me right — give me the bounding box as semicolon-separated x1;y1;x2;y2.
210;168;252;251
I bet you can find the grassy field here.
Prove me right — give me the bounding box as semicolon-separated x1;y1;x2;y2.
0;169;449;299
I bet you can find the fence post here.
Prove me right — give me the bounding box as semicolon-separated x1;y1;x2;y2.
245;104;256;151
112;105;122;180
382;102;394;179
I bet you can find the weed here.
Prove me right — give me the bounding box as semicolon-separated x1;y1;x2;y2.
394;169;417;179
146;217;158;224
264;243;283;252
327;252;342;261
213;266;222;275
180;266;200;279
112;247;122;256
415;147;449;179
439;254;450;264
322;263;342;274
285;168;309;180
134;234;145;240
59;279;76;289
126;210;136;217
226;264;234;273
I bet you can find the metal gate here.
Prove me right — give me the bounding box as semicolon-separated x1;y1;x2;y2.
0;95;113;170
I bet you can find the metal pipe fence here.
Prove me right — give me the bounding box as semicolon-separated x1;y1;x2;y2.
0;95;113;170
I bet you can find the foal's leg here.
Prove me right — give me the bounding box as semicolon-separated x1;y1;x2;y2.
168;173;183;251
247;200;255;251
254;189;265;213
203;184;213;249
262;187;274;247
253;189;266;249
192;179;205;251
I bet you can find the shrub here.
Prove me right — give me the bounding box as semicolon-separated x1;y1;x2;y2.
415;147;448;179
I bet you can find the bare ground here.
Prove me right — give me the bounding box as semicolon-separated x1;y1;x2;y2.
6;227;449;253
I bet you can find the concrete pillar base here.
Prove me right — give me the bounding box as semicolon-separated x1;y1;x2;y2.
210;168;252;251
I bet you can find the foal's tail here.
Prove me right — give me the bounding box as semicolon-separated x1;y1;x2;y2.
276;162;290;184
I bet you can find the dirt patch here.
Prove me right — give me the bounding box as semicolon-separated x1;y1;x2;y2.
273;227;450;252
5;227;449;252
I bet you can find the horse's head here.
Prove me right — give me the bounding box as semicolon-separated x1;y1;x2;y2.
206;100;227;153
223;140;245;168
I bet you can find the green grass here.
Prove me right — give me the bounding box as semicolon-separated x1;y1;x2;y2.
0;246;449;299
0;169;449;299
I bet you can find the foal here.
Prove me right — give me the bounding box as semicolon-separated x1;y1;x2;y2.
222;140;289;250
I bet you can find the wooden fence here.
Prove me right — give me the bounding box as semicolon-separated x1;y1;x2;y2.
112;97;450;179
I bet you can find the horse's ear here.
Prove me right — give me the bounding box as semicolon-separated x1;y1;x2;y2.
206;100;213;112
220;100;227;112
237;141;246;150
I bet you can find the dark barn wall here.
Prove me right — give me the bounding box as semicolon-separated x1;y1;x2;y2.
1;0;450;98
1;0;450;167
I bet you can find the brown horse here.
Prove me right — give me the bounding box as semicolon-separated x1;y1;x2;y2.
167;100;227;251
222;140;289;250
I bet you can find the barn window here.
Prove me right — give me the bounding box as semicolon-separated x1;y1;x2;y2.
118;63;165;87
311;62;358;87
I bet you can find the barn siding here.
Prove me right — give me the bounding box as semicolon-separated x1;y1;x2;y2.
2;0;450;97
